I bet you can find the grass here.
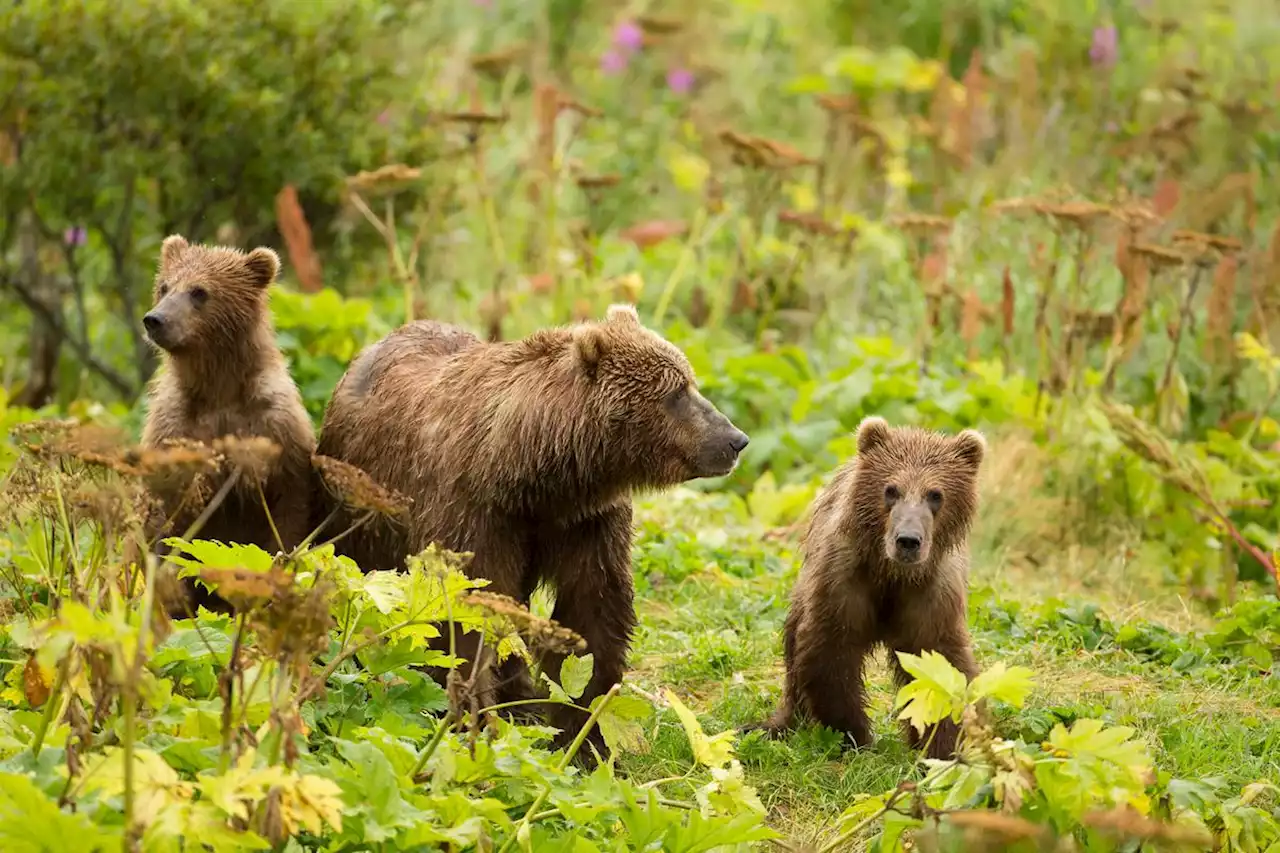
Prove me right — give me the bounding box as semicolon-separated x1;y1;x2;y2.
585;431;1280;846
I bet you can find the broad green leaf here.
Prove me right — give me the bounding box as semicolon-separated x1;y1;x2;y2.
560;654;594;701
359;572;406;614
594;694;652;755
664;689;735;769
78;747;195;823
198;749;288;823
161;538;275;574
967;662;1035;708
0;772;118;852
894;650;967;734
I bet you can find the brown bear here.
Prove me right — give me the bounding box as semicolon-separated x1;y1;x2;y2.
140;234;316;615
311;304;749;756
744;416;986;760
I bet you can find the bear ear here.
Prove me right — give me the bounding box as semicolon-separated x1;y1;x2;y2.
573;325;609;375
856;416;892;455
244;247;281;289
160;235;189;266
605;303;641;326
953;429;987;470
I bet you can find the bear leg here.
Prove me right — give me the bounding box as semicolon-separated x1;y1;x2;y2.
535;505;637;765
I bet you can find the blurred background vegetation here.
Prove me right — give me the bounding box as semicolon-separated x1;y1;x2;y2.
2;0;1280;847
6;0;1277;605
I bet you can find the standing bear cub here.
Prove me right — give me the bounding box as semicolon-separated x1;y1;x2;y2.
745;416;986;759
140;235;316;615
312;304;749;754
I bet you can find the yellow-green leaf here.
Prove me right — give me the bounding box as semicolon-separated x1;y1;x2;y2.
967;662;1035;708
664;689;735;768
560;653;593;701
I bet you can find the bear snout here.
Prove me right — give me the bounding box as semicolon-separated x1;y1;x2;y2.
689;425;748;479
886;504;932;565
143;311;177;350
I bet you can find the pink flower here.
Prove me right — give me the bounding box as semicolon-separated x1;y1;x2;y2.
1089;25;1118;68
64;226;87;247
666;67;694;95
376;109;391;125
601;50;628;74
612;20;643;53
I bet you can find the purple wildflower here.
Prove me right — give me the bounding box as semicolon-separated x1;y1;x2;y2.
612;20;643;53
666;67;694;95
1089;25;1118;69
601;50;629;74
64;226;87;247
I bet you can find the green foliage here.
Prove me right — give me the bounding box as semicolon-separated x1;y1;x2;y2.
824;654;1274;853
0;0;408;401
270;288;387;423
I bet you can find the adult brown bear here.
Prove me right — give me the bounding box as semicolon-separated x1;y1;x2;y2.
313;304;749;757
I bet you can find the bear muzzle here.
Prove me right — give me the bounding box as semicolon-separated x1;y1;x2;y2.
885;503;933;566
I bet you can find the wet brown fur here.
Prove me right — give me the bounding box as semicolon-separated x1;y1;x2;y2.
745;416;986;759
140;235;316;615
312;304;748;757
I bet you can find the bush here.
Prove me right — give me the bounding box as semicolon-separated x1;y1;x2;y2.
0;0;409;403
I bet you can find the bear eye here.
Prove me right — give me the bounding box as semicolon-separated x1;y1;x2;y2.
884;485;900;503
190;286;209;306
157;284;169;297
926;489;943;506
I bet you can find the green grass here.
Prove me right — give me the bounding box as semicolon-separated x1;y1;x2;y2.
594;439;1280;847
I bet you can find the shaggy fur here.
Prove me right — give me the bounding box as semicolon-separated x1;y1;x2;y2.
745;416;986;759
140;235;316;615
312;304;749;756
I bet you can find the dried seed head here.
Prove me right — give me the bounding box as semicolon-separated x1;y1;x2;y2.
888;213;953;234
212;435;282;485
344;164;423;198
462;591;588;654
1128;242;1190;270
777;210;845;238
576;173;621;190
636;14;683;35
1042;201;1112;229
469;45;525;79
311;455;412;520
14;420;136;474
718;129;817;170
1171;229;1243;253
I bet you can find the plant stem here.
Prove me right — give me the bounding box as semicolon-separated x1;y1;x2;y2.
497;684;621;853
31;654;69;759
409;711;456;781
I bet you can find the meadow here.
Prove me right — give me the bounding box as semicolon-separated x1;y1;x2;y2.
1;0;1279;850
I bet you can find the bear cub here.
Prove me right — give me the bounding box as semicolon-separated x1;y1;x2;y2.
745;415;986;759
312;304;749;757
140;235;316;615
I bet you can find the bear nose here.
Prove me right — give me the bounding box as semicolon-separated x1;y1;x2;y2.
728;429;749;453
895;534;921;552
142;312;163;334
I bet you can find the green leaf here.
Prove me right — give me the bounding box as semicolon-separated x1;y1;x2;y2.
594;694;652;755
0;772;118;852
664;689;736;769
893;650;967;734
1241;642;1273;670
560;653;594;701
161;538;274;574
967;662;1035;708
